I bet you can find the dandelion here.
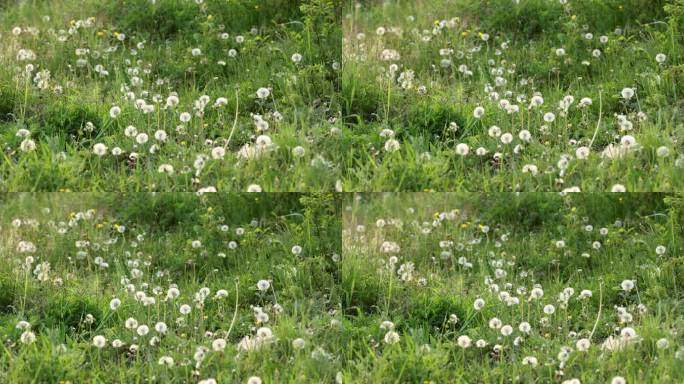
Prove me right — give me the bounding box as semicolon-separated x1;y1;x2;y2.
489;317;502;329
292;338;306;350
179;112;191;123
519;322;531;334
543;304;555;314
292;146;305;157
158;356;174;366
155;322;168;334
611;377;626;384
655;53;666;64
92;335;106;348
211;147;226;160
109;106;121;118
473;106;485;119
180;304;192;315
576;147;590;159
621;87;635;100
609;183;627;192
655;245;666;255
257;279;271;292
576;338;591;351
656;146;669;157
256;87;270;99
93;143;107;156
291;53;302;63
384;331;400;344
125;317;138;329
384;138;400;152
20;331;36;344
136;325;149;336
247;377;262;384
291;245;302;255
109;298;121;311
247;184;262;192
212;338;227;351
455;143;469;156
473;298;485;310
621;279;635;292
522;356;538;367
20;139;36;152
135;133;149;145
457;335;472;348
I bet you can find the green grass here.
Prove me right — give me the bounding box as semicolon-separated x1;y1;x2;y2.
0;193;342;383
340;192;684;383
0;0;681;191
1;192;682;382
340;0;684;191
0;0;342;192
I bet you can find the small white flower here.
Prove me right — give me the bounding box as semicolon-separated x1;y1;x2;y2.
109;298;121;310
621;279;635;292
20;331;36;344
212;338;227;351
93;335;106;348
473;106;485;119
621;87;635;100
457;335;471;348
257;279;271;292
256;87;270;99
292;338;306;350
109;106;121;118
93;143;107;156
180;304;192;315
384;331;400;344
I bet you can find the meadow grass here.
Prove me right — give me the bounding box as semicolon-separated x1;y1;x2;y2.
1;192;682;383
340;192;684;383
341;0;684;191
0;0;682;191
0;0;342;192
0;193;343;383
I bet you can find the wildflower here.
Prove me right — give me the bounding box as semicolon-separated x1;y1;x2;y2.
292;338;306;350
180;304;192;315
158;356;174;366
212;338;227;351
455;143;469;156
473;106;485;119
155;322;168;334
109;298;121;310
20;331;36;344
93;143;107;156
257;279;270;292
457;335;472;348
522;356;538;367
256;87;270;99
621;88;635;100
93;335;106;348
656;338;669;349
109;106;121;118
384;331;400;344
621;279;635;292
473;298;485;310
576;338;591;351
